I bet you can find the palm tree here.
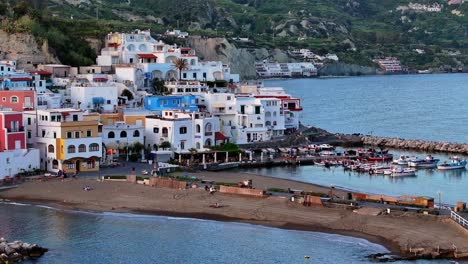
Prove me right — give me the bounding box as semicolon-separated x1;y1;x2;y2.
172;58;189;81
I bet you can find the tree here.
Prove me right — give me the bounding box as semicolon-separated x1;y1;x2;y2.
172;58;189;81
152;79;168;95
121;89;134;100
160;141;171;150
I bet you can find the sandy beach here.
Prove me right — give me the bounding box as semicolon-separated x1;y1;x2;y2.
1;173;467;260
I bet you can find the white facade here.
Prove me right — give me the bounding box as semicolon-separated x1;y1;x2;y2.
145;110;218;152
255;61;317;78
102;121;144;147
23;109;102;172
97;30;239;87
0;149;40;180
70;82;119;113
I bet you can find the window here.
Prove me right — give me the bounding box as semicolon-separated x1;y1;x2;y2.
196;124;201;133
179;127;187;134
180;141;185;150
227;96;231;100
78;144;86;153
255;106;261;114
153;127;159;133
240;105;245;114
27;118;31;125
89;143;99;151
205;123;212;132
67;163;75;169
73;115;78;121
27;131;31;139
183;73;187;79
53;132;56;138
120;131;127;138
42;130;46;137
11;96;18;103
108;131;115;138
87;130;92;137
48;144;55;153
75;131;80;138
133;130;140;137
193;73;197;79
51;115;56;122
107;100;111;104
68;145;76;153
162;127;168;137
1;97;5;102
67;132;72;138
203;72;207;79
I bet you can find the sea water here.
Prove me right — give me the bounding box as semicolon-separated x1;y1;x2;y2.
0;203;453;263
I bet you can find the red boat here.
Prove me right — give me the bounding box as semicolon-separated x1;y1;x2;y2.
366;154;394;162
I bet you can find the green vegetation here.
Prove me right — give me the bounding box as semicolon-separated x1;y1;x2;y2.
211;143;241;153
1;0;467;70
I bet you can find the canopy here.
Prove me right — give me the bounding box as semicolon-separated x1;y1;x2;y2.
215;132;229;141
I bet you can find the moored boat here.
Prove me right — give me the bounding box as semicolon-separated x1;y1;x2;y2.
437;157;467;170
408;155;439;168
384;167;417;177
392;155;413;165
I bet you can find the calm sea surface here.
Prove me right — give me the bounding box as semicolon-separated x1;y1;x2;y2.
0;203;448;264
247;75;468;205
265;74;468;143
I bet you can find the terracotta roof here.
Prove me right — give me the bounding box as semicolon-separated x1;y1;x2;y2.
215;131;229;141
137;54;157;59
10;77;32;81
30;70;52;76
93;77;108;82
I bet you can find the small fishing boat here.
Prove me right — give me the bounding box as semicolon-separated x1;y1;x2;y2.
319;150;336;157
437;157;467;170
369;166;391;175
384;167;417;177
408;155;439;168
392;155;413;165
366;153;394;162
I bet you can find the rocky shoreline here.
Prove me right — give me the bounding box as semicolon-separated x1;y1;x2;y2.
0;238;47;263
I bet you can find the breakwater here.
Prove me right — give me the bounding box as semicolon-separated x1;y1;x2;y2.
0;238;47;263
360;135;468;154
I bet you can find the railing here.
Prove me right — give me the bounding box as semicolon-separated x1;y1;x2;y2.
7;127;24;133
450;210;468;229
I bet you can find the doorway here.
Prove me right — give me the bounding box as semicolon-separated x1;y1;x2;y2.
76;160;81;172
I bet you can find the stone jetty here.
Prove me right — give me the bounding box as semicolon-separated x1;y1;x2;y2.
0;238;47;263
361;135;468;154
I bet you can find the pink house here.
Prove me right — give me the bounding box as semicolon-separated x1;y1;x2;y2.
0;90;35;111
0;111;26;151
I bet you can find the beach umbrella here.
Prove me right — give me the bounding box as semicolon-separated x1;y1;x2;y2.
225;151;228;163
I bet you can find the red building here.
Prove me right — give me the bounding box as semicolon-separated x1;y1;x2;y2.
0;90;35;111
0;111;26;151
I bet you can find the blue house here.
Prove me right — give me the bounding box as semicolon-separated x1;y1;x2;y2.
144;95;198;113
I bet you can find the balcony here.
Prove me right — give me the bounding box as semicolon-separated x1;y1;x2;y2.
7;127;24;133
204;131;213;136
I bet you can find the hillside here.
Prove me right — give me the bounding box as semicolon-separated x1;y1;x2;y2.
0;0;467;74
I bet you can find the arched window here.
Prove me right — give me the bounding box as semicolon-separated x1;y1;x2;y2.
120;131;127;138
108;131;115;138
162;127;168;137
52;160;59;169
204;138;212;147
265;121;271;126
196;124;201;133
196;142;201;149
273;121;277;126
273;111;277;117
68;145;76;153
133;130;140;137
48;144;54;153
265;111;271;117
205;123;212;132
78;144;86;153
89;143;99;152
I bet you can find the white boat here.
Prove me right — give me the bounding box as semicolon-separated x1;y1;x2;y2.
392;155;413;165
408;155;439;168
437;157;467;170
384;167;417;177
318;144;335;151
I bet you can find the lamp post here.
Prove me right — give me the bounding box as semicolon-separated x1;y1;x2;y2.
437;191;442;209
126;137;129;162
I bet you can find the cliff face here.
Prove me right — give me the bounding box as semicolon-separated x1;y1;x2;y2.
188;36;291;79
0;30;59;70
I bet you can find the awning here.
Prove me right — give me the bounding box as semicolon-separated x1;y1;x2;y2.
92;97;105;104
10;77;32;81
93;77;108;82
105;142;118;149
137;54;157;59
215;132;229;141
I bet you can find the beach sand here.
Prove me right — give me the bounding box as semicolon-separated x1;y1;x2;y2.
1;174;467;260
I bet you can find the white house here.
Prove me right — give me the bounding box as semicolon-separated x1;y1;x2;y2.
70;81;119;113
23;109;102;173
145;110;219;152
101;121;144;161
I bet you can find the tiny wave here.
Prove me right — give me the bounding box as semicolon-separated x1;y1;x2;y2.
1;202;31;206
